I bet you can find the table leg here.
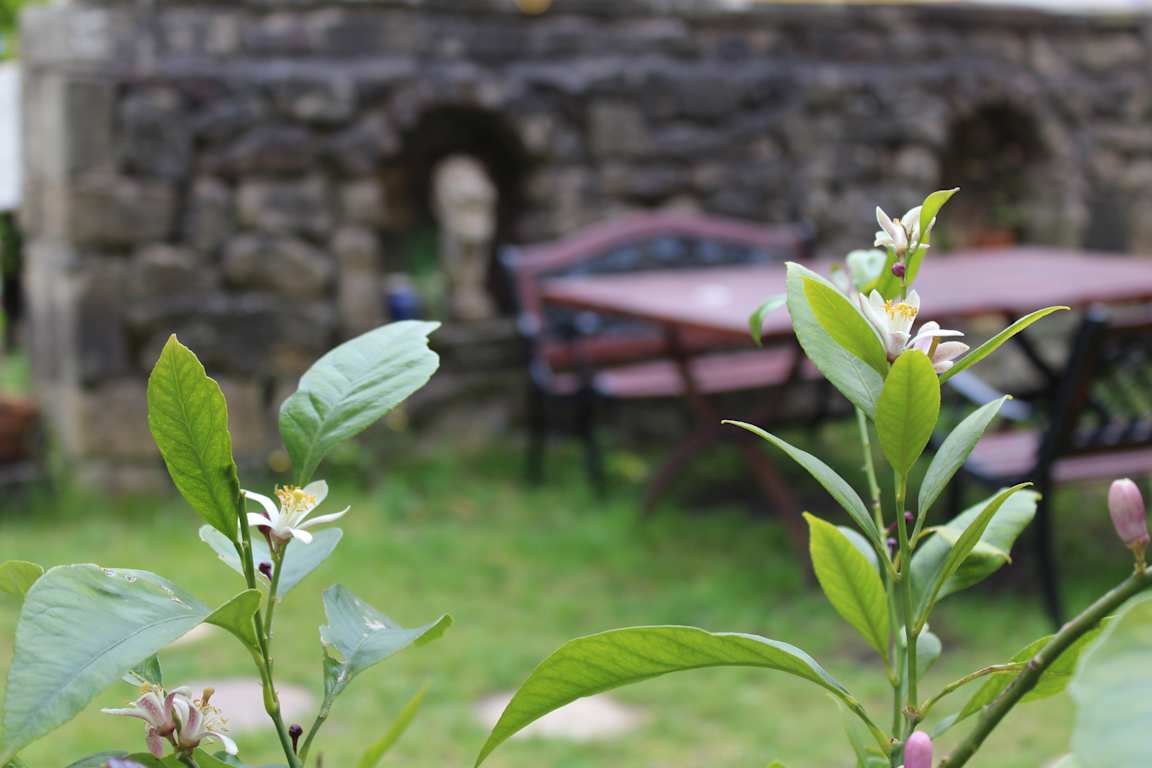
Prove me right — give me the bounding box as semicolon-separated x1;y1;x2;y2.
643;325;808;562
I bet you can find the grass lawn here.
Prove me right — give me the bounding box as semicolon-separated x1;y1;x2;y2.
0;433;1131;767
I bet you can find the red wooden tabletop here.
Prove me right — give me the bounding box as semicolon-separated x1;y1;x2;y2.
539;247;1152;341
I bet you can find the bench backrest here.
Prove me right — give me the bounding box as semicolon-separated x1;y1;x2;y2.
502;212;813;372
1041;305;1152;462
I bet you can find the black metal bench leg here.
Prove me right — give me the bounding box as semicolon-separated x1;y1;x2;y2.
526;386;549;486
577;388;606;497
1033;481;1064;626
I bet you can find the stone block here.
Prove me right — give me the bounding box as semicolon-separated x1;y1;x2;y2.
156;8;243;57
192;95;270;144
20;4;138;68
333;227;384;337
236;176;333;237
326;111;400;176
65;380;155;460
74;461;172;496
21;74;116;193
589;102;649;159
68;173;176;247
204;125;319;176
275;74;358;125
339;179;390;228
127;244;217;302
184;177;236;253
118;87;193;180
223;234;334;298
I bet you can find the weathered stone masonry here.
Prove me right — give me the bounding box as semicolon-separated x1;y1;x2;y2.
18;0;1152;485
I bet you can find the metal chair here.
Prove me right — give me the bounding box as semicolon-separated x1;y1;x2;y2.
946;305;1152;624
500;211;815;495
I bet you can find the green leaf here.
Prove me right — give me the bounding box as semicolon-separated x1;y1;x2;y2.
475;625;860;766
805;514;889;660
748;294;786;347
279;321;440;484
839;526;879;571
839;699;890;768
147;335;242;540
918;189;958;247
912;484;1030;620
320;585;451;700
917;397;1008;517
1070;595;1152;767
940;307;1069;383
953;624;1106;727
157;752;232;768
0;561;42;600
911;488;1038;613
356;684;428;768
785;263;885;416
725;420;881;544
199;524;343;597
875;350;940;476
121;656;163;688
204;589;263;653
917;629;942;678
0;566;212;760
65;754;130;768
802;278;889;375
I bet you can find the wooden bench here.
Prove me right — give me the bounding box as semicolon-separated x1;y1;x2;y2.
947;304;1152;623
501;212;815;492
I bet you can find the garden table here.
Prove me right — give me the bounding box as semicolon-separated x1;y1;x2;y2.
538;247;1152;545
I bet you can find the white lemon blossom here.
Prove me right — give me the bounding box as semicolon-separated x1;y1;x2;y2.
244;480;349;545
911;321;970;373
874;205;933;257
102;684;185;757
860;289;966;367
172;687;238;756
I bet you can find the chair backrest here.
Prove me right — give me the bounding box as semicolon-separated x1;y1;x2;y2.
501;211;813;371
1040;305;1152;462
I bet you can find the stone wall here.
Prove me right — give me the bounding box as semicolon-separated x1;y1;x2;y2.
18;0;1152;485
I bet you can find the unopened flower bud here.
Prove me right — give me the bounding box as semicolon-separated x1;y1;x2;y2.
887;537;898;556
904;730;933;768
891;261;907;279
1109;478;1149;564
289;723;304;752
258;561;273;580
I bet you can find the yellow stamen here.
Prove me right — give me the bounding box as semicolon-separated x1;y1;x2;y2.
883;300;918;321
276;485;316;514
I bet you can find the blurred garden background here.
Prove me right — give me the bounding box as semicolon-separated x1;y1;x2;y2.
2;0;1152;766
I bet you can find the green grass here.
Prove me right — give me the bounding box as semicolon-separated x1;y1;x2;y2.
0;436;1132;767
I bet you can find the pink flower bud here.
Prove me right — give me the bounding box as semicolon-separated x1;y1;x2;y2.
892;262;907;279
1109;479;1149;554
904;730;933;768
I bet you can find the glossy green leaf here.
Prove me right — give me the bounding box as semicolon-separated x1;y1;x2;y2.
940;307;1069;383
875;350;940;477
839;526;879;571
147;335;241;539
785;263;885;416
65;754;131;768
279;321;440;484
0;561;42;600
725;420;881;544
917;629;942;678
199;524;343;597
122;656;162;688
912;484;1030;621
749;294;786;347
918;189;958;244
156;751;231;768
839;700;890;768
802;278;888;375
0;566;212;761
911;489;1038;613
357;684;428;768
805;514;889;660
917;397;1008;517
953;623;1106;728
1071;595;1152;767
320;585;451;700
204;589;262;653
476;625;858;766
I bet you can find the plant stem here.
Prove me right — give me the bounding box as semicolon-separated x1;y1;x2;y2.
237;502;303;768
298;697;334;764
855;408;884;532
177;755;200;768
894;472;917;736
940;565;1152;767
265;552;284;638
915;663;1025;723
